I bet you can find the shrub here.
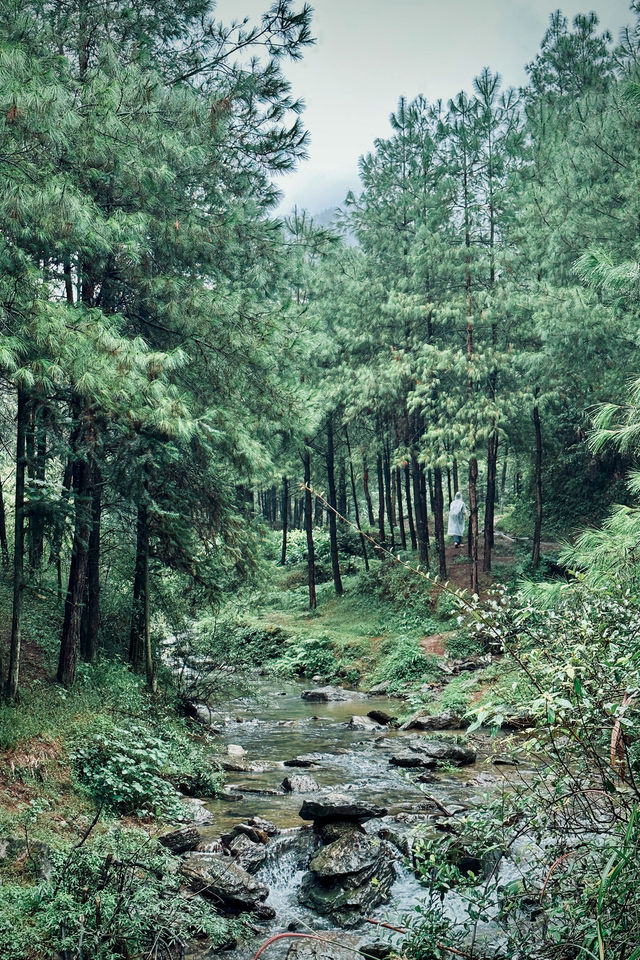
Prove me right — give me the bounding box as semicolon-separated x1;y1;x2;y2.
371;636;439;692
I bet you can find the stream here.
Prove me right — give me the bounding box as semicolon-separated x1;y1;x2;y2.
190;677;523;959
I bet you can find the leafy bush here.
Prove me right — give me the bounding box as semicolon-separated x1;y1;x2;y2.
371;636;439;692
0;826;240;960
274;635;339;679
70;720;185;816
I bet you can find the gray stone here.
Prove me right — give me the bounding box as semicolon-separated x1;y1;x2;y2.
367;709;395;725
282;774;320;793
299;793;387;822
180;798;214;825
347;715;380;732
227;833;268;874
400;708;467;731
180;854;269;910
301;685;365;702
308;832;385;879
284;757;319;768
158;826;200;855
367;682;389;695
286;935;360;960
390;737;476;767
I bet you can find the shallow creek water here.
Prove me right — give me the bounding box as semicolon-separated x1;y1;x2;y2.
195;678;520;958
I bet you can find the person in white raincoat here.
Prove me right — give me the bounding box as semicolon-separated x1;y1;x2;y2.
447;491;467;547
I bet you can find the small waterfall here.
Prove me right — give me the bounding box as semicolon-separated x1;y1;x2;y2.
257;829;318;921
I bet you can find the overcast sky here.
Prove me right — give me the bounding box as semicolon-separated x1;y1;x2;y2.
214;0;634;214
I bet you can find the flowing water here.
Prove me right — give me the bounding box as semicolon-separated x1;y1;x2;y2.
194;677;521;958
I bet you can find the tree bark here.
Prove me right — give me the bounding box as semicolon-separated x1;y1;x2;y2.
0;472;10;566
337;458;347;520
345;426;369;571
404;464;417;550
376;452;386;546
363;455;375;526
469;457;479;594
280;476;288;566
483;433;498;573
395;467;407;551
303;449;316;609
532;397;543;570
6;389;28;699
453;458;459;496
411;453;429;568
128;496;151;686
326;417;344;596
383;440;395;551
80;467;102;662
433;466;447;579
57;409;95;688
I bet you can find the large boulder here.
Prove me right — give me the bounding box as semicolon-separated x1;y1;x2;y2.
298;832;395;927
301;686;365;702
158;826;200;855
282;774;320;793
400;708;467;731
391;737;476;768
367;709;395;726
347;715;381;732
299;793;387;823
226;833;268;874
180;854;268;911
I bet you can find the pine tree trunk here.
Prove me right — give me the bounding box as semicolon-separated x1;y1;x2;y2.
303;449;316;609
411;453;429;567
404;464;417;550
383;441;395;551
57;410;95;688
376;452;386;546
0;472;10;566
395;467;407;551
337;459;347;520
469;457;479;594
326;417;344;596
280;476;288;566
363;455;375;526
80;468;102;663
483;433;498;573
51;458;73;601
6;389;28;699
314;496;323;527
129;497;150;681
345;426;369;571
446;467;453;506
28;411;47;578
453;458;459;496
433;466;447;579
532;398;543;570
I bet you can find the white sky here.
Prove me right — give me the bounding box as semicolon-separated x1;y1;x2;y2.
214;0;634;213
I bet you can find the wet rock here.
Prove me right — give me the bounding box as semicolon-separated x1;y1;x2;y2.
286;935;360;960
317;821;364;844
299;833;395;927
300;793;387;823
400;708;467;731
309;831;385;878
367;709;395;725
389;751;438;769
359;943;397;960
253;902;277;921
220;822;271;845
227;743;245;756
392;737;476;767
282;774;320;793
500;710;535;731
220;758;274;773
226;833;268;874
247;816;279;837
301;685;365;702
284;757;319;768
230;784;282;796
491;755;519;766
180;798;214;825
220;786;243;801
348;715;380;732
180;854;268;911
158;826;200;855
367;682;389;695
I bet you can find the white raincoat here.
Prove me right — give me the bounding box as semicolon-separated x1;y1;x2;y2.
447;492;467;537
